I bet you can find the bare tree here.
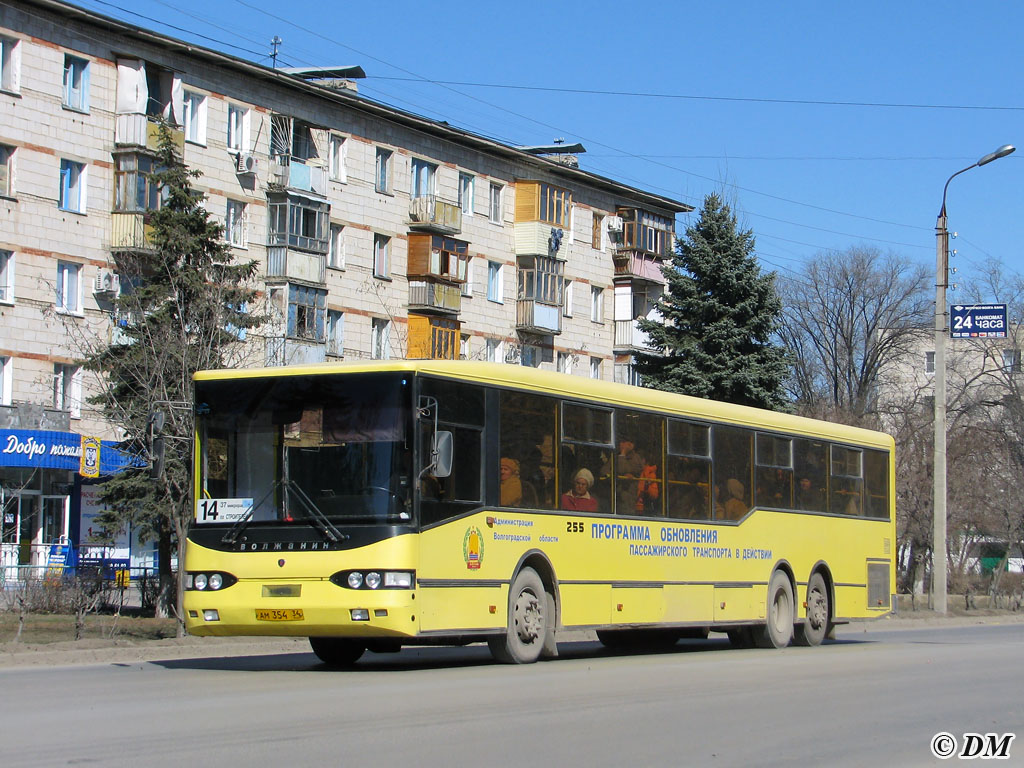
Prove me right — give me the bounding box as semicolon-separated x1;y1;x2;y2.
778;246;931;422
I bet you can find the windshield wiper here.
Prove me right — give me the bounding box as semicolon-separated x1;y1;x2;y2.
221;483;278;545
285;481;349;543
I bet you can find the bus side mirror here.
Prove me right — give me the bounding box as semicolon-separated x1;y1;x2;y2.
150;436;165;481
433;431;453;479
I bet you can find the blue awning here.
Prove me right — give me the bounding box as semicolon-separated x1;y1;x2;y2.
0;429;143;474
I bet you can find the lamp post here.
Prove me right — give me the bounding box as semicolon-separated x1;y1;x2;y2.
933;143;1015;614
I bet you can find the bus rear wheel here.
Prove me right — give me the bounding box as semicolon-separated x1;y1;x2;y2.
489;567;547;664
757;570;794;649
794;572;830;647
309;637;366;667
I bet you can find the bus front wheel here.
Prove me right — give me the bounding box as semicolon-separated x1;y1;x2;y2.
310;637;366;667
794;572;830;647
489;567;547;664
757;571;794;649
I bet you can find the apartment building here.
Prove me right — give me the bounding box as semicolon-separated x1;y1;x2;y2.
0;0;691;568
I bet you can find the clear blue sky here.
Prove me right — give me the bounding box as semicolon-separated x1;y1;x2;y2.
72;0;1022;293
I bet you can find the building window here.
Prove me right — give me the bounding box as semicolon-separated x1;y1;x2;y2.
590;286;604;323
590;356;601;379
53;364;82;418
614;363;640;386
486;337;503;363
557;351;572;375
0;36;19;93
563;280;573;317
620;208;674;258
183;90;207;145
329;134;347;182
372;318;391;360
227;104;250;152
328;223;345;269
592;213;604;250
59;159;86;213
326;310;344;357
225;200;247;248
63;55;89;111
517;255;564;306
0;249;12;303
1002;349;1021;373
489;182;503;224
375;148;392;194
925;351;935;374
487;261;503;303
114;154;162;212
461;256;474;297
459;173;474;216
460;333;470;360
287;284;325;341
0;144;11;197
56;261;81;313
373;234;391;278
521;344;541;368
540;183;572;228
411;158;436;199
0;355;10;406
267;196;329;252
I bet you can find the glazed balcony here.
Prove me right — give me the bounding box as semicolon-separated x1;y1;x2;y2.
266;246;325;284
269;157;327;197
614;319;656;352
110;212;154;252
516;299;561;335
408;281;462;315
409;195;462;234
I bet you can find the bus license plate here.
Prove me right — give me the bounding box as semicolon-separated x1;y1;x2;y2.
255;608;304;621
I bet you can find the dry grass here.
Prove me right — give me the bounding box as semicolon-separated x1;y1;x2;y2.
0;613;178;645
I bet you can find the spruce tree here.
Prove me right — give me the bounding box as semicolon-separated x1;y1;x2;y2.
635;193;790;411
83;125;265;624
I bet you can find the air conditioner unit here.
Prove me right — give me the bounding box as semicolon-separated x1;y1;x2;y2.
93;270;120;297
606;215;624;233
236;153;258;175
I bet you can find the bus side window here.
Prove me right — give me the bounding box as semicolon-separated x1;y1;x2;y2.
499;390;558;510
712;425;753;521
830;445;863;515
863;449;889;519
793;439;827;512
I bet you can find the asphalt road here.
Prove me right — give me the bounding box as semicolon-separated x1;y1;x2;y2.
2;622;1021;767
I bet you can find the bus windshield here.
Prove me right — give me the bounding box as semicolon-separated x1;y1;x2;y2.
195;373;413;526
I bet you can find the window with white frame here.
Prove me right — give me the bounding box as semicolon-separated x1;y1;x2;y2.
329;134;347;182
590;356;601;379
53;364;82;418
56;261;81;313
183;90;207;145
925;351;935;374
58;159;86;213
114;154;162;212
563;279;573;317
461;256;474;297
592;213;604;250
326;310;344;357
460;333;470;360
411;158;436;199
227;104;250;152
0;144;11;197
375;147;392;194
489;182;503;224
486;337;503;363
63;55;89;111
0;36;19;93
373;234;390;278
557;351;572;375
372;318;391;360
459;172;474;216
487;260;503;303
590;285;604;323
1002;349;1021;373
0;249;12;303
225;200;247;248
0;355;10;406
328;223;345;269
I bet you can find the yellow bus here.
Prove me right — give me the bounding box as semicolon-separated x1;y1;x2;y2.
184;360;895;664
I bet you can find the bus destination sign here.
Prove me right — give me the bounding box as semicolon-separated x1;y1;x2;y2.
950;304;1007;339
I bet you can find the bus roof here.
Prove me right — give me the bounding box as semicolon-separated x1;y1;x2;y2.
194;360;893;450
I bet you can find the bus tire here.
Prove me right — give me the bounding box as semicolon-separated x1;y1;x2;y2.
488;567;547;664
309;637;365;667
794;572;830;647
757;570;794;649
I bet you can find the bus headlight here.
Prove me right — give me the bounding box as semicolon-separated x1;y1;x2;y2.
331;570;416;589
185;571;237;591
194;573;207;591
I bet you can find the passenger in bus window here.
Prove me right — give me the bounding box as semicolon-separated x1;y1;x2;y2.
500;457;523;506
796;476;824;511
602;435;645;514
724;478;748;520
561;468;599;512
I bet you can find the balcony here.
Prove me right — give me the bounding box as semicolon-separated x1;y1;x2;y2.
613;251;666;284
516;299;561;335
614;319;656;352
408;195;462;234
269;158;327;197
110;212;153;252
514;221;568;259
114;114;185;155
408;281;462;315
266;246;326;284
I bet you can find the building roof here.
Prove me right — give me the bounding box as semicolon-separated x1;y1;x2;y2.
22;0;692;214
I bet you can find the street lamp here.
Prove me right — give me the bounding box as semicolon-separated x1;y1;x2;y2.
933;143;1015;614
